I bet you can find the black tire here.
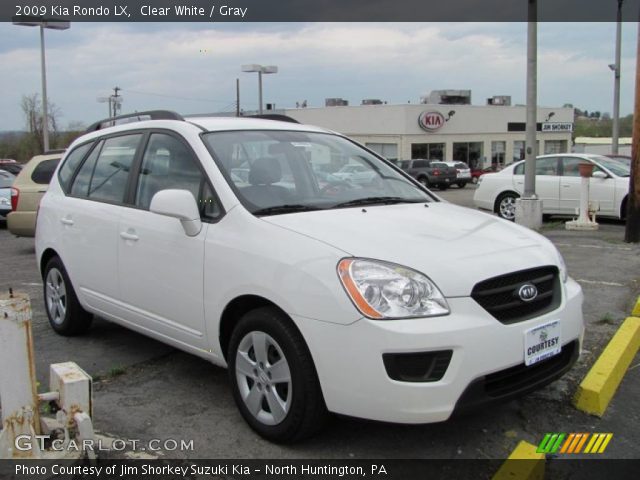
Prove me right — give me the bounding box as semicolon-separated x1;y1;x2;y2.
417;176;429;188
495;192;520;221
457;182;467;188
228;306;328;442
43;256;93;336
471;176;479;184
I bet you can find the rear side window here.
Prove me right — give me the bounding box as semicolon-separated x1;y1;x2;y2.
31;159;60;184
71;141;102;197
58;143;93;192
88;134;141;203
69;134;142;203
413;160;428;168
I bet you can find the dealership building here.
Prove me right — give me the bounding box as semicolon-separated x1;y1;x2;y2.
283;92;574;170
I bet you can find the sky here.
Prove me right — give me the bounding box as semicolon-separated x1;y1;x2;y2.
0;22;637;131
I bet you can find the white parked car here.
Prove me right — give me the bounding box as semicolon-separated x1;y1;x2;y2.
473;153;631;221
0;169;15;217
444;161;471;188
36;111;584;442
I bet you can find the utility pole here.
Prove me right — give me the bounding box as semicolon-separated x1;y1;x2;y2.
39;25;49;152
236;78;240;117
612;0;623;154
515;0;543;229
624;18;640;242
111;86;121;117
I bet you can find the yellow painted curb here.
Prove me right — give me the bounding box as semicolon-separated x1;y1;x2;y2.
493;441;545;480
632;296;640;317
574;316;640;416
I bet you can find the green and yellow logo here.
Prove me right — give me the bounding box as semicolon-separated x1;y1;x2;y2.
537;433;613;454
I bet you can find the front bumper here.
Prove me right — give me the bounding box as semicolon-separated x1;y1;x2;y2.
295;277;584;424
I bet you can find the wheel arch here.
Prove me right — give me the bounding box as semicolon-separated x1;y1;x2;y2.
39;248;60;279
620;194;628;220
219;294;305;362
493;190;520;213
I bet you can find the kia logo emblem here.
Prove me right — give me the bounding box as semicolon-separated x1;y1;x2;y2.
418;111;445;132
518;284;538;302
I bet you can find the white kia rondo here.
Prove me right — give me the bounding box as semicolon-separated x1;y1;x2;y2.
35;111;584;442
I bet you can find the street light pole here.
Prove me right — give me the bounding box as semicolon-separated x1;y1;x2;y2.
515;0;543;229
241;64;278;115
612;0;623;154
39;24;49;152
13;18;70;153
258;70;263;115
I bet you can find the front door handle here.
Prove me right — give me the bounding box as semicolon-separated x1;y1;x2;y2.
60;217;74;226
120;231;139;242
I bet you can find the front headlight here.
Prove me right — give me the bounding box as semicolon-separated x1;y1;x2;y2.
337;258;450;319
555;248;568;283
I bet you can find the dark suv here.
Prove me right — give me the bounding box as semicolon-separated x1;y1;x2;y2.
398;159;457;190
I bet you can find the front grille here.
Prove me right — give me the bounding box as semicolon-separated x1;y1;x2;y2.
471;266;561;324
383;350;453;383
454;340;579;415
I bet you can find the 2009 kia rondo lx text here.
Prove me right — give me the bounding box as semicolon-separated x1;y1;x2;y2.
35;111;584;442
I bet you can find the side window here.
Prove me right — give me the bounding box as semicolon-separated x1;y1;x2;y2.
561;157;582;177
31;159;60;184
58;143;92;192
514;162;524;175
135;133;220;218
535;157;558;176
71;141;102;198
413;160;428;168
89;134;141;203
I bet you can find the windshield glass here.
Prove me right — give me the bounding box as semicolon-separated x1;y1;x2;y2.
202;130;433;215
593;155;630;177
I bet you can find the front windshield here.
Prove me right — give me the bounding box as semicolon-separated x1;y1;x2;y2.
202;130;433;215
593;155;630;177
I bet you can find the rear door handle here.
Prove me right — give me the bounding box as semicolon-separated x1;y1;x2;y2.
120;231;139;242
60;217;74;226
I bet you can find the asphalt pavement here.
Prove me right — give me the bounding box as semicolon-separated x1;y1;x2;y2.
0;187;638;462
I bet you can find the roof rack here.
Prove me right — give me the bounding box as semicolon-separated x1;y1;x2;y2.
248;114;300;124
85;110;184;133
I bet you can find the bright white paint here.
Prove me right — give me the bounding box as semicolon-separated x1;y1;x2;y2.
35;116;585;424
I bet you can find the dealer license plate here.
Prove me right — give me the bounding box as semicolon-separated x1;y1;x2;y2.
524;320;561;366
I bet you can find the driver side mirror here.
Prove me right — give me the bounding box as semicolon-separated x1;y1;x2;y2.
592;171;608;180
150;189;202;237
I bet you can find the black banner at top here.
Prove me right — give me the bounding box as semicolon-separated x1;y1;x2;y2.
5;0;640;23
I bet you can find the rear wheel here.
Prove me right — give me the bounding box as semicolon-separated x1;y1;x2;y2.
495;192;520;221
417;176;429;188
43;257;93;336
228;307;328;442
457;182;467;188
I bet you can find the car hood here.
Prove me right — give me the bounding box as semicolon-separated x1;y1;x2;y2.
262;202;560;297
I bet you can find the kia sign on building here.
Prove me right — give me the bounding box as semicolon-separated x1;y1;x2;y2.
418;111;445;132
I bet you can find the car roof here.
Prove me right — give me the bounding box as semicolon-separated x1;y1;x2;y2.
185;116;332;134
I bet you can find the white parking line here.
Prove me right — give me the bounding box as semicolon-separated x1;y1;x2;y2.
555;243;633;251
575;279;625;287
21;282;43;287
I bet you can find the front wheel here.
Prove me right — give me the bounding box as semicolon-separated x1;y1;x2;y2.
495;192;520;221
43;257;93;336
228;307;328;442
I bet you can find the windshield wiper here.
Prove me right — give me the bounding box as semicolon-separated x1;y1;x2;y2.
333;197;425;208
253;204;324;216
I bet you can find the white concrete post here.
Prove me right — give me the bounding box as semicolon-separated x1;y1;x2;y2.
566;164;599;230
0;292;42;458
